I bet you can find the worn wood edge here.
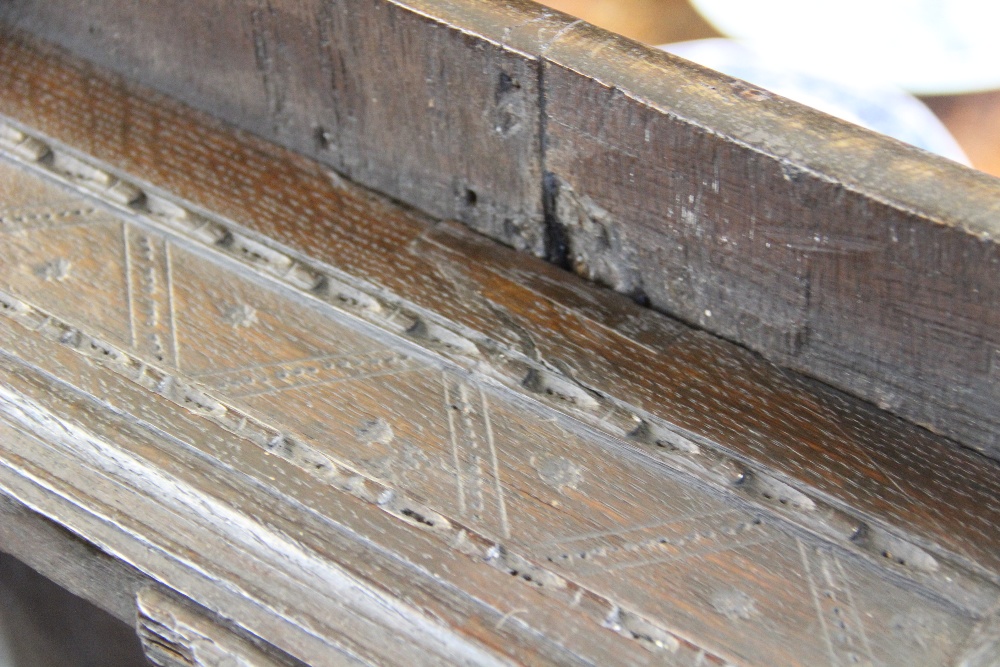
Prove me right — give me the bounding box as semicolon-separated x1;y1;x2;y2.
541;21;1000;240
2;107;999;611
137;587;305;667
0;444;376;667
0;495;308;666
0;385;519;667
0;490;151;624
385;0;575;57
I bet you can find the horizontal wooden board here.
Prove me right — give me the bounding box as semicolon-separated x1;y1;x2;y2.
541;25;1000;457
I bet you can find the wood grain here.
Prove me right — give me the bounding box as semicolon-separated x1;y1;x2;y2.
0;32;999;665
2;0;997;459
542;25;1000;458
0;0;551;252
138;587;300;667
2;32;999;582
0;147;987;666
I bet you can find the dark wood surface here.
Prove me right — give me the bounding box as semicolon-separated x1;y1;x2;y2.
1;0;551;254
535;0;1000;182
543;27;1000;456
0;31;998;665
2;0;997;460
0;550;149;667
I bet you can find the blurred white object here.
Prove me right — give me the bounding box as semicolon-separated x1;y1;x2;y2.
688;0;1000;94
661;39;970;164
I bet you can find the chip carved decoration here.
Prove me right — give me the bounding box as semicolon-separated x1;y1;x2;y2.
0;127;991;666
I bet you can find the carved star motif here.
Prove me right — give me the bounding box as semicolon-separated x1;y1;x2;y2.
221;303;258;328
33;257;71;281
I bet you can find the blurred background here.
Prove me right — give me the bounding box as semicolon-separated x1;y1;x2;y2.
0;553;147;667
538;0;1000;177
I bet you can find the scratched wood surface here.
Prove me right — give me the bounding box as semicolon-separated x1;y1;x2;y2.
0;0;551;254
0;35;998;667
1;1;997;459
137;587;299;667
2;33;999;583
0;122;994;667
540;28;1000;460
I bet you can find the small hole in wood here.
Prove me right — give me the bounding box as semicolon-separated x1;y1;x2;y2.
401;507;435;527
314;126;332;150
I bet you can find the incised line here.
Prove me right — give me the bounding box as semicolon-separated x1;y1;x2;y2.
0;287;706;662
164;242;180;371
122;222;136;348
442;372;467;515
480;385;510;540
798;539;838;665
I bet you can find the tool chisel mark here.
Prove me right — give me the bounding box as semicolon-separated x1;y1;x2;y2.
442;372;467;515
